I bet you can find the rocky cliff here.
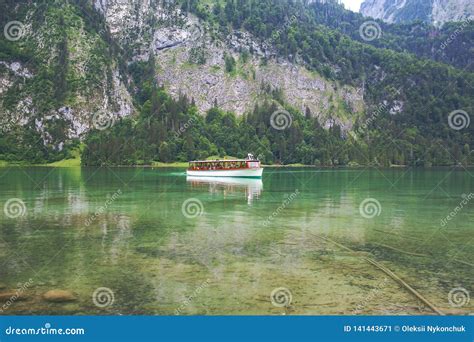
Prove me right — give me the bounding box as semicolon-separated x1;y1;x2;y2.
0;0;364;151
0;1;133;152
360;0;474;26
94;0;363;130
2;0;472;164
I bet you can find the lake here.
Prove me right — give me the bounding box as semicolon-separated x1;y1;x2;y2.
0;167;472;315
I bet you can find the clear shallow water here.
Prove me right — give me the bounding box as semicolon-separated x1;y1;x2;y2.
0;167;472;315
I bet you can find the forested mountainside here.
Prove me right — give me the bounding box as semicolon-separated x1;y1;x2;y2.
308;1;473;71
360;0;473;27
0;0;133;162
1;0;473;167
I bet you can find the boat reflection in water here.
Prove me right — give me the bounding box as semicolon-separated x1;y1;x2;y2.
186;176;263;205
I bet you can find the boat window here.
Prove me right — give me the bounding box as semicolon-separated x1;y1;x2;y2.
189;159;258;170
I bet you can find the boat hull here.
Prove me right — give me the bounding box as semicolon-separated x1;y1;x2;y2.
186;168;263;178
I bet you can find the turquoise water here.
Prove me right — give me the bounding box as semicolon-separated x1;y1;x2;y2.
0;167;472;315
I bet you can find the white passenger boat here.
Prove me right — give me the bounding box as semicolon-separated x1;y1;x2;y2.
186;154;263;178
186;176;263;204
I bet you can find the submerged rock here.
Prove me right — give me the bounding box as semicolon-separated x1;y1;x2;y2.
43;290;77;303
443;308;471;315
0;291;28;301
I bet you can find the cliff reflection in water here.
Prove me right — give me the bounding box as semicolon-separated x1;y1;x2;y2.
186;176;263;204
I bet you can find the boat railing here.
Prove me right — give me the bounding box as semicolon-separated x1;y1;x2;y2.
189;160;260;171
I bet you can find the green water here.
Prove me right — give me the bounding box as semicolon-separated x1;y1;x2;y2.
0;167;472;315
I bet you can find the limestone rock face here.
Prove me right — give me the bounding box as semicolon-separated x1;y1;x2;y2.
1;0;367;146
92;0;364;133
360;0;473;26
1;1;134;149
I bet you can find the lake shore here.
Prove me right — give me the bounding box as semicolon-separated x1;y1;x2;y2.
1;159;472;169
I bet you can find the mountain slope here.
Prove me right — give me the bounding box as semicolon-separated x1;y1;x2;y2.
82;0;473;166
93;0;362;128
0;0;133;162
1;0;472;167
360;0;474;26
306;0;474;71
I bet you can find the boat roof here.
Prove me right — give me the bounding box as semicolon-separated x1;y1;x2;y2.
189;159;258;163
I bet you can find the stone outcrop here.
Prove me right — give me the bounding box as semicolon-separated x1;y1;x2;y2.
360;0;473;26
42;290;77;303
